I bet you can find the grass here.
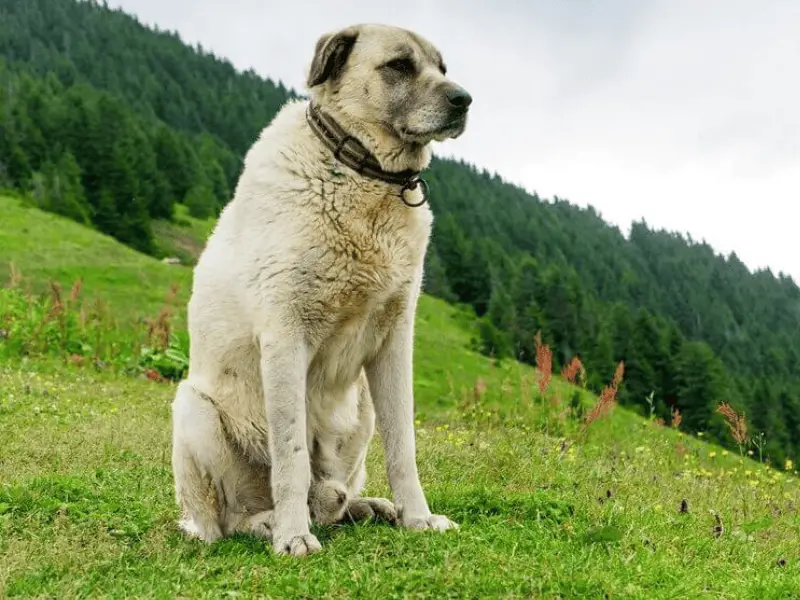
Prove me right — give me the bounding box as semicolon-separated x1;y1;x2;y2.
151;204;218;267
2;195;800;598
0;195;191;319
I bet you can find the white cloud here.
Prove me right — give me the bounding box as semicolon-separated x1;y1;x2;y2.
109;0;800;281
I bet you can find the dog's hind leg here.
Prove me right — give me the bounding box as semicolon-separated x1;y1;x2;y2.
171;380;250;542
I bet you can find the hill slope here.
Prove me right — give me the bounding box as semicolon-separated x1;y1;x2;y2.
1;0;799;463
1;203;799;598
0;192;534;414
0;195;191;317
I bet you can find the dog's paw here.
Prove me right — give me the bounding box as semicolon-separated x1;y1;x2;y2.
344;497;397;524
309;479;349;525
273;532;322;557
401;513;459;531
247;510;275;541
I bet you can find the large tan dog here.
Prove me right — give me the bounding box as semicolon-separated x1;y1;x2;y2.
170;23;472;556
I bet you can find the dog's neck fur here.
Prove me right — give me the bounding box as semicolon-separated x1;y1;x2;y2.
308;93;432;175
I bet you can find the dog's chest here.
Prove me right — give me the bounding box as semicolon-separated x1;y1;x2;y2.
305;188;430;311
300;189;430;386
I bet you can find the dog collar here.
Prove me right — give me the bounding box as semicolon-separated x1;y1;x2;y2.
305;102;429;208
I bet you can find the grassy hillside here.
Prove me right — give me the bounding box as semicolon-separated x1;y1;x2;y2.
0;192;560;414
2;195;800;598
0;195;192;318
151;204;217;267
4;0;800;465
3;359;800;598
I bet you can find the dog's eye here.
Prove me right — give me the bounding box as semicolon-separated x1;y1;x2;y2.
384;58;415;76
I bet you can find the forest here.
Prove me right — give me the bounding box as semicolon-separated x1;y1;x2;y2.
2;0;799;463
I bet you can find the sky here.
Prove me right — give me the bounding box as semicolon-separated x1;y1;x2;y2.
108;0;800;282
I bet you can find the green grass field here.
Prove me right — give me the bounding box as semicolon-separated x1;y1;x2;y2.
0;195;193;319
2;195;799;598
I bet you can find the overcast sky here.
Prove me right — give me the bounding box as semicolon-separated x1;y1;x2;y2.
109;0;800;282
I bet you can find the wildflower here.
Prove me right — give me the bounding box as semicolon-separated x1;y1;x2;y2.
561;357;584;386
748;450;754;456
581;361;624;433
473;377;487;403
534;332;552;396
709;452;717;458
716;403;748;447
786;459;794;471
722;450;729;456
671;407;682;429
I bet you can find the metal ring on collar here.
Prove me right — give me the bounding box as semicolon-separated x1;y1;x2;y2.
400;177;429;208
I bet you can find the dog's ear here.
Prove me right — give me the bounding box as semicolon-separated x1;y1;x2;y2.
307;28;359;88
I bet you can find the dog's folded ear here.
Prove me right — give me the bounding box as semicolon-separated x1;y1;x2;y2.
307;27;360;88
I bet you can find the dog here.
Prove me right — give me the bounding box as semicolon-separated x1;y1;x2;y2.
170;23;472;556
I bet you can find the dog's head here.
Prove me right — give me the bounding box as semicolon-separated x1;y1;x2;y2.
307;24;471;148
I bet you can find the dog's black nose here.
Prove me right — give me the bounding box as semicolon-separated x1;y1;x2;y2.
446;88;472;110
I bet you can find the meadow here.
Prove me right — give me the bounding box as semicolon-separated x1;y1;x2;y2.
1;195;799;599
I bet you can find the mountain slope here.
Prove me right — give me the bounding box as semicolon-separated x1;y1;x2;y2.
1;0;799;463
0;191;535;415
1;203;799;598
0;194;190;316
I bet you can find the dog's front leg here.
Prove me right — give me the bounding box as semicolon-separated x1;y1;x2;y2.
365;304;458;532
259;332;320;556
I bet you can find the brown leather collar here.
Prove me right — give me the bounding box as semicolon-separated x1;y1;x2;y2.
305;102;428;207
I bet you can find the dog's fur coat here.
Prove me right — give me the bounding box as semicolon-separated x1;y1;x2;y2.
170;23;471;556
